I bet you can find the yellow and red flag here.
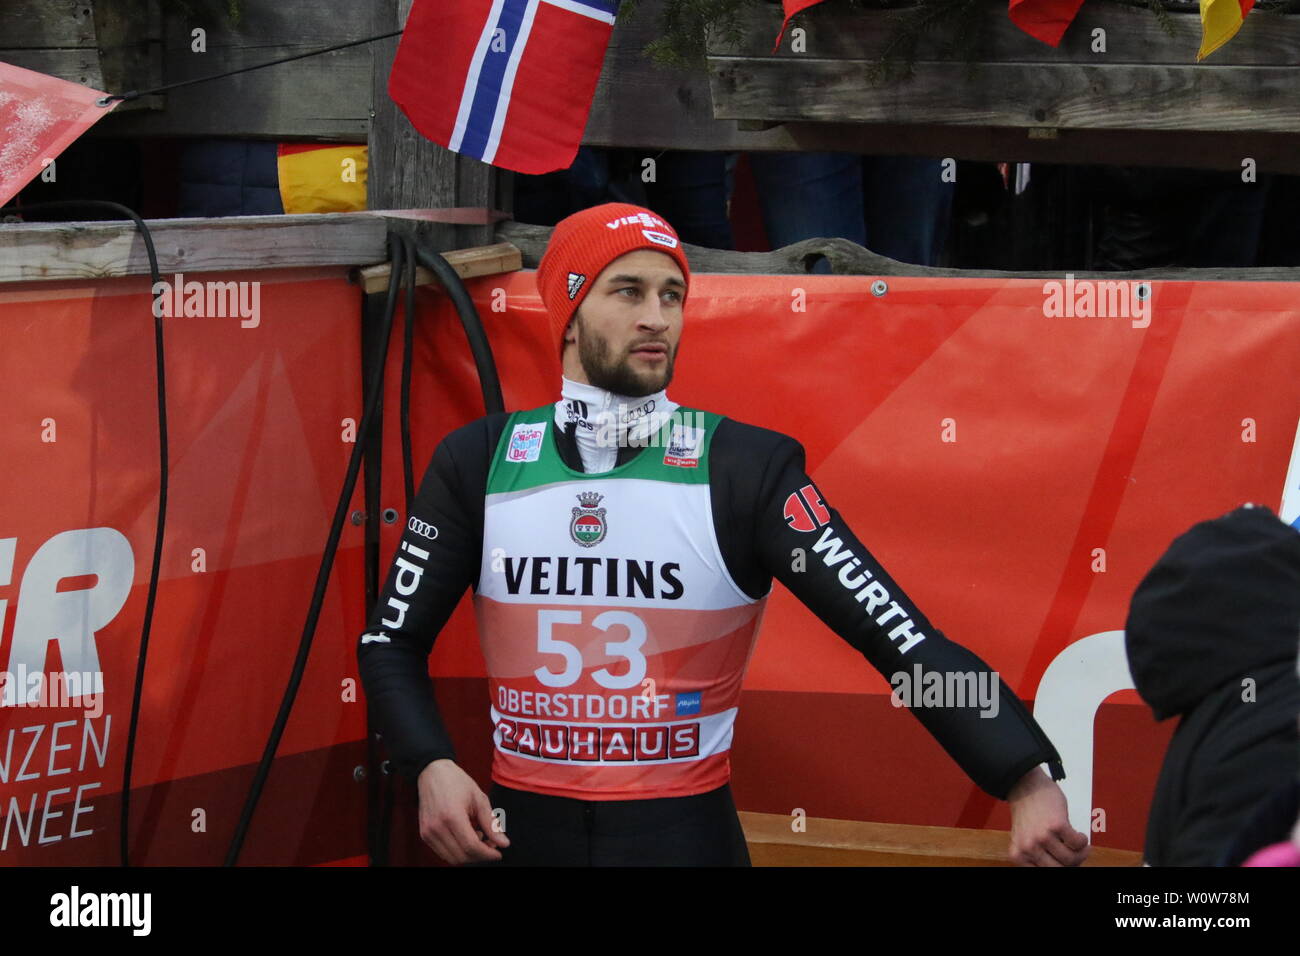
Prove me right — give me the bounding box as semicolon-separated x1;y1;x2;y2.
276;144;368;214
1198;0;1255;60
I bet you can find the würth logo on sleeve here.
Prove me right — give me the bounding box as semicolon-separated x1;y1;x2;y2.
566;272;586;300
783;484;831;532
570;492;607;547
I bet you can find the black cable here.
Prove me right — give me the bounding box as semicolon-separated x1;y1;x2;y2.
400;236;418;509
224;233;407;866
2;210;502;866
411;243;505;416
229;233;504;865
98;31;403;105
362;241;399;622
371;236;420;868
361;241;403;867
1;200;166;868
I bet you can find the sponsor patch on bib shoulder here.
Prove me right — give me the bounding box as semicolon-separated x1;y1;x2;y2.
506;422;546;463
664;423;704;468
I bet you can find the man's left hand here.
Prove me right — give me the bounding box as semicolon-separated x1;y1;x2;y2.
1007;766;1090;866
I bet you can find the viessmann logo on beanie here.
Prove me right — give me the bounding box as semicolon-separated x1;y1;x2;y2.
535;202;692;353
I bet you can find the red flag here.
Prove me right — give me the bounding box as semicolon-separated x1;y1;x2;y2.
1007;0;1086;47
779;0;1084;52
774;0;828;52
388;0;618;175
0;61;117;207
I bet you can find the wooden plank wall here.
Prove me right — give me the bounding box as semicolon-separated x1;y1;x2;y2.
0;0;161;111
100;0;372;139
6;1;1298;173
709;5;1300;132
1;1;105;91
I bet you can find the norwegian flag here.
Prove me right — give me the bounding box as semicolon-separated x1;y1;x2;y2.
388;0;618;175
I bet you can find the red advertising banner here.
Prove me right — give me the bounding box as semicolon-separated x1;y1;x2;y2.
1;265;1297;865
390;271;1300;857
0;62;118;207
0;269;367;865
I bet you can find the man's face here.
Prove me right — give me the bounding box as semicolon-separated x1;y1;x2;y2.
563;249;685;397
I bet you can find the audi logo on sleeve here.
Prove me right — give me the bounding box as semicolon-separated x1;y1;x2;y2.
407;516;438;540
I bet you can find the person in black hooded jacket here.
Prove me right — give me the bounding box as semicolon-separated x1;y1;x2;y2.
1126;503;1300;866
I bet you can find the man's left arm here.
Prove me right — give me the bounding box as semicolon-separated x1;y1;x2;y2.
743;430;1089;865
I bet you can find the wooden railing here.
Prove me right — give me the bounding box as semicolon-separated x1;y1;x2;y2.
740;812;1143;866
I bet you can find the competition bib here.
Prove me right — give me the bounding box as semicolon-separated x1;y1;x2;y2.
476;405;767;799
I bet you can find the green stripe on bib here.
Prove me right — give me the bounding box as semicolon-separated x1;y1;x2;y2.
486;404;719;495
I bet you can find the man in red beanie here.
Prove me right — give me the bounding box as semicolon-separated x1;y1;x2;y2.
358;202;1089;867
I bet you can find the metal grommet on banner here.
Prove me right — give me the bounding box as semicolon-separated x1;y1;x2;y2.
353;765;367;782
382;507;398;524
350;510;365;526
1136;282;1151;300
870;279;888;297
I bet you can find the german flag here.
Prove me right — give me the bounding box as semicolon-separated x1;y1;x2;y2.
276;144;368;214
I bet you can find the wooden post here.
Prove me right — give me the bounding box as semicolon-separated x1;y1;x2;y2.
367;0;513;252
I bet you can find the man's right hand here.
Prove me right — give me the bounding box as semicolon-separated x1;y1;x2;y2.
416;759;511;865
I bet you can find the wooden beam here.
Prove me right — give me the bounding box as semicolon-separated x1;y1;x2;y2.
738;811;1142;866
0;213;388;283
755;123;1300;175
497;219;1300;281
355;242;522;295
710;58;1300;133
7;209;1298;287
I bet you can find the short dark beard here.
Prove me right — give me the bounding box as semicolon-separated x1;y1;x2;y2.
576;312;675;397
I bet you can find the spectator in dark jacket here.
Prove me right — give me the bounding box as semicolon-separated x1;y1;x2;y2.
1125;503;1300;866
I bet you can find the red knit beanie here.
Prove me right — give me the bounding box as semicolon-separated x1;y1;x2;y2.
535;202;691;354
